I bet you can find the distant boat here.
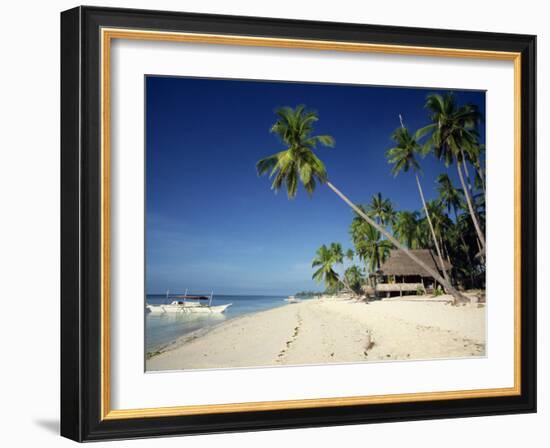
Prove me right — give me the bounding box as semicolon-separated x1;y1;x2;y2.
284;295;300;304
147;290;232;314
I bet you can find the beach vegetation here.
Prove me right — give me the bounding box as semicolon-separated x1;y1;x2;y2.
256;105;334;198
257;103;482;305
387;121;449;283
366;192;396;228
392;210;421;249
294;290;323;297
350;217;392;273
418;93;486;254
311;244;341;289
344;265;366;295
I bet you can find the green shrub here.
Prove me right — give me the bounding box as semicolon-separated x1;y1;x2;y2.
416;285;426;295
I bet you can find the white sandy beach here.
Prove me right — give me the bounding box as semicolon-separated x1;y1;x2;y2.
146;295;486;371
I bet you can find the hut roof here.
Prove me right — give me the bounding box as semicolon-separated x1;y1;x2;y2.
377;249;451;277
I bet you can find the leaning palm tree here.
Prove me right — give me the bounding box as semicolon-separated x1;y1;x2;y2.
256;105;335;198
311;244;340;289
387;121;449;282
345;248;355;261
257;105;468;304
418;93;486;253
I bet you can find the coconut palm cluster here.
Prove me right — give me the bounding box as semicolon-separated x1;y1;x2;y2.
257;94;485;304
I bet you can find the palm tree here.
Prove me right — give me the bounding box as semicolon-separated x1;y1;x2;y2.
448;207;486;289
352;222;392;273
393;210;420;249
329;242;344;264
470;143;486;194
344;265;365;296
367;192;396;227
437;173;472;260
311;244;340;289
328;242;351;291
425;200;453;260
257;105;469;304
418;93;486;253
460;141;486;197
256;105;335;198
437;174;463;221
386;122;449;282
328;243;360;293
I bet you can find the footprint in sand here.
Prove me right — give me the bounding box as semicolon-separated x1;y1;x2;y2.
276;312;302;362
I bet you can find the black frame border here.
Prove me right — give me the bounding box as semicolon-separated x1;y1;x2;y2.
61;6;536;442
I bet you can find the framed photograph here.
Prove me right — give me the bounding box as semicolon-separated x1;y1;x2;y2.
60;6;536;441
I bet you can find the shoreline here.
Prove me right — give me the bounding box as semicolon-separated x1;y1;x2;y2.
146;303;292;359
146;295;486;371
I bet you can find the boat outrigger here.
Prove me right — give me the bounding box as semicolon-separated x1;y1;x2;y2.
146;290;232;314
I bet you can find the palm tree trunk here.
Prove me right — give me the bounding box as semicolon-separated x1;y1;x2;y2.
476;237;485;265
341;273;354;296
440;237;448;259
453;208;466;248
445;248;455;284
326;181;469;304
460;149;475;193
454;208;477;283
342;277;350;294
457;160;486;252
415;174;449;283
453;207;475;263
398;114;448;283
475;162;486;195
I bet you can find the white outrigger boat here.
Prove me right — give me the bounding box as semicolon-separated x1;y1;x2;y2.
284;295;300;304
146;290;232;315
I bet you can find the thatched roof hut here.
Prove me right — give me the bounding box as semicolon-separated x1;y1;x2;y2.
377;249;451;277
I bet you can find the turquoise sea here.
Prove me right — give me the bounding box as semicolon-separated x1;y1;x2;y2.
145;294;290;353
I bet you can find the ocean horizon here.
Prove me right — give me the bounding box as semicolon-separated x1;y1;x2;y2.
145;293;299;353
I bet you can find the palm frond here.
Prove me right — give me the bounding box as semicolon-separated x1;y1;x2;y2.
257;105;334;199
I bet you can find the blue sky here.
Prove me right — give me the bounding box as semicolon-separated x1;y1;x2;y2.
145;76;485;295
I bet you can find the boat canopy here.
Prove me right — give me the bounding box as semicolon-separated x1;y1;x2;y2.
173;295;209;300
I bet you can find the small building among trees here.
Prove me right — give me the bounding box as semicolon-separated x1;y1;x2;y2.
374;249;452;297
